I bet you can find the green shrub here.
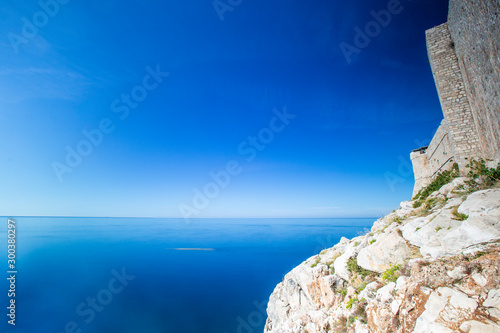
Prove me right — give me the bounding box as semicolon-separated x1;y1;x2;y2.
473;251;487;259
328;316;347;333
346;297;357;310
465;158;500;191
392;215;405;224
310;256;320;268
467;158;500;180
412;163;460;205
381;264;401;282
424;197;437;210
354;302;368;324
451;207;468;221
347;257;372;277
333;316;348;333
354;281;368;292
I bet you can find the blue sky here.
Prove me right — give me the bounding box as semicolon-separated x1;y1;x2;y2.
0;0;449;218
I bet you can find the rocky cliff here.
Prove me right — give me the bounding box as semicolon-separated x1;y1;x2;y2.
264;176;500;332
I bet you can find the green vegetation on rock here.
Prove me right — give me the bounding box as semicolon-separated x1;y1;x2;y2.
413;163;460;207
391;215;405;224
310;256;320;268
347;257;372;277
451;206;468;221
381;264;401;282
346;297;357;310
465;158;500;191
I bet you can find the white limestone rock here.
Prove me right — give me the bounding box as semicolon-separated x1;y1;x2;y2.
333;253;351;281
444;196;464;208
484;289;500;308
354;321;370;333
414;287;478;333
439;183;456;197
358;281;381;301
460;320;500;333
376;282;395;303
458;189;500;218
400;213;439;247
333;239;366;281
398;200;414;216
370;217;387;233
400;189;500;259
357;230;414;273
265;183;500;333
447;266;467;280
437;177;468;199
484;289;500;319
395;276;409;292
471;273;488;287
265;257;318;331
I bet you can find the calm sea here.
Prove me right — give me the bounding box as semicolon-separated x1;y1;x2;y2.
0;217;373;333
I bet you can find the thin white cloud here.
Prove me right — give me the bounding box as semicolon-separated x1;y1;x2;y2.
0;65;93;103
0;67;85;78
310;206;341;210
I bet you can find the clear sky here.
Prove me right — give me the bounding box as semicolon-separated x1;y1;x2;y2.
0;0;450;218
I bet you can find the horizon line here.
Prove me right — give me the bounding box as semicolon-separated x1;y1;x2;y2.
1;215;380;219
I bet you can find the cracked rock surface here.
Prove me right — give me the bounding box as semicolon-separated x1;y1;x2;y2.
264;184;500;333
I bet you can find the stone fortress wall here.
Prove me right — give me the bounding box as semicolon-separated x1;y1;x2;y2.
411;0;500;196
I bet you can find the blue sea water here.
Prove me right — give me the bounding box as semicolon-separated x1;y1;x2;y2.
0;217;374;333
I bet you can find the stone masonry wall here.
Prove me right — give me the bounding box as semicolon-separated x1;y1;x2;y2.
410;150;430;197
411;21;484;195
448;0;500;160
426;121;455;176
410;0;500;195
411;121;455;197
426;23;482;170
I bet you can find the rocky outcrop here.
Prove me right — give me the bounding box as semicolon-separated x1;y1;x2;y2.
357;230;414;274
264;181;500;333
